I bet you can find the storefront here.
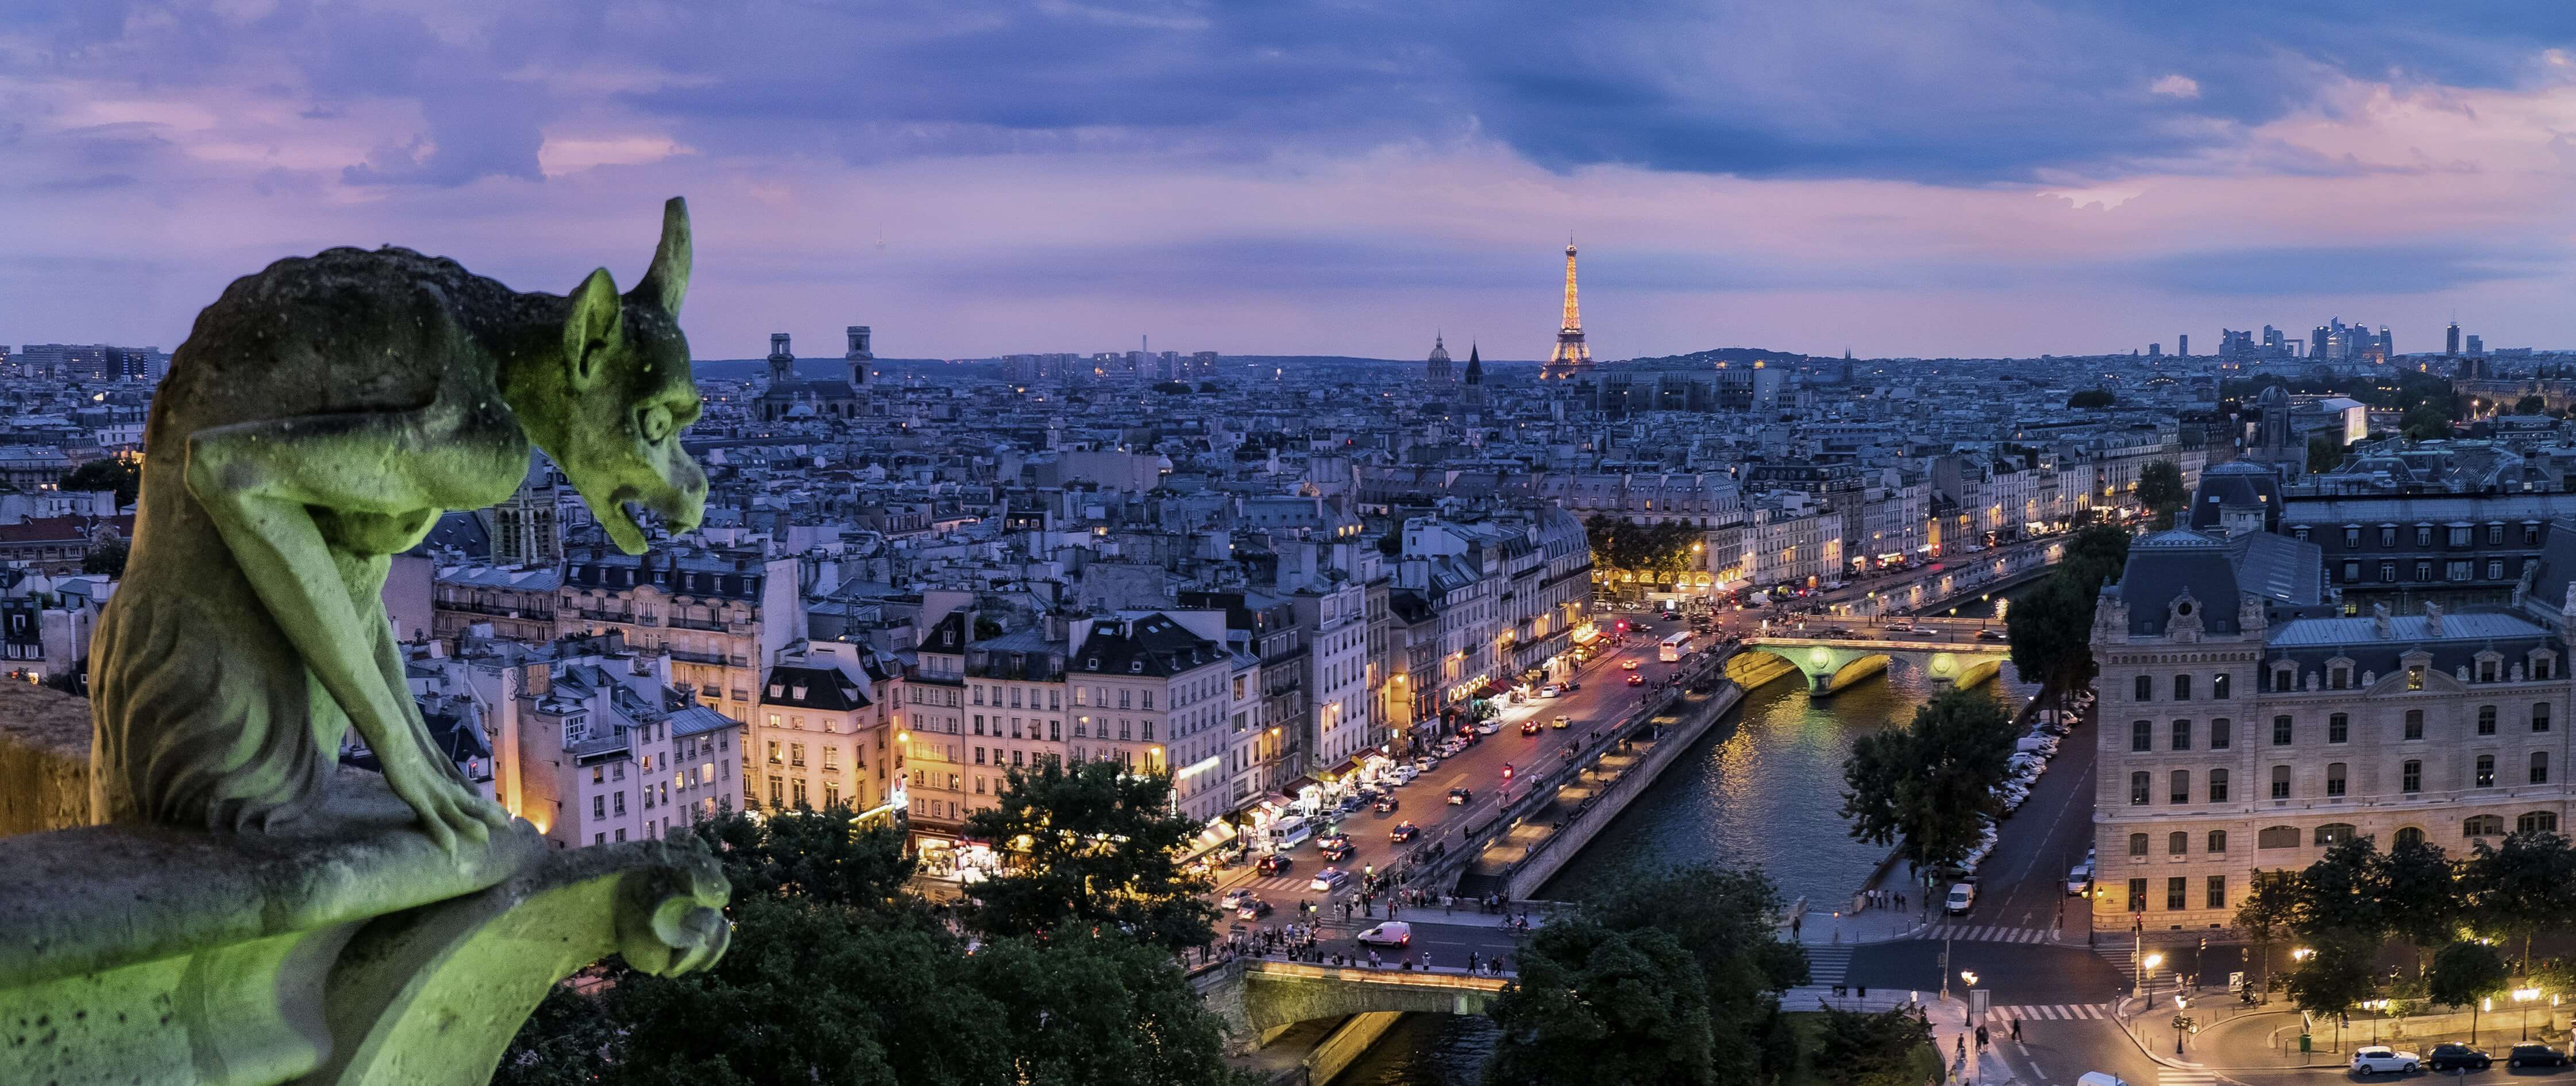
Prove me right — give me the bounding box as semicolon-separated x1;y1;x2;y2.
1176;818;1240;871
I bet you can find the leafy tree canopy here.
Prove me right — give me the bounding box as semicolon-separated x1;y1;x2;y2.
1840;689;2017;875
961;759;1216;951
2066;388;2115;409
62;456;140;507
1486;917;1718;1086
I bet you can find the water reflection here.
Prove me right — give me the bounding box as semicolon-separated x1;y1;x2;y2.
1332;1013;1499;1085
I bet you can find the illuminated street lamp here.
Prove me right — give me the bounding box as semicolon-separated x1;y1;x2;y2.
2517;987;2543;1039
2139;952;2165;1002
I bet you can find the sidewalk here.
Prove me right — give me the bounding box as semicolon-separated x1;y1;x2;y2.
2119;994;2575;1073
1787;896;1936;946
1777;991;2014;1086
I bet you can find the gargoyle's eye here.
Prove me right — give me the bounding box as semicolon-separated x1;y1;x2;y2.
639;404;674;444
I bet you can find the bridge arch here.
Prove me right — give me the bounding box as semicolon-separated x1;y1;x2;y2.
1732;640;2012;697
1205;962;1510;1044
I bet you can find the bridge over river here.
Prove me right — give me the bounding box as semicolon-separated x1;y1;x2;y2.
1737;615;2012;695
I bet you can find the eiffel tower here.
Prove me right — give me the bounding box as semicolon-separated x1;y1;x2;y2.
1542;238;1591;380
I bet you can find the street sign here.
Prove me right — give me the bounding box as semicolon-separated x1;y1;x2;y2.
2228;971;2245;991
1970;989;1989;1020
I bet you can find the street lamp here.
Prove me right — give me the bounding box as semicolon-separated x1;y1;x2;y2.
2139;952;2165;1003
2516;987;2542;1039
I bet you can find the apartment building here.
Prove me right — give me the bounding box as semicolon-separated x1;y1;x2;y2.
558;546;803;724
751;639;901;817
1066;610;1235;822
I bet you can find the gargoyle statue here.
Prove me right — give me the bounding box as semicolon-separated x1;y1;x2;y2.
91;198;709;852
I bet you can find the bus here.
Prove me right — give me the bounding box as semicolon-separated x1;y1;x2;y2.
1659;630;1695;662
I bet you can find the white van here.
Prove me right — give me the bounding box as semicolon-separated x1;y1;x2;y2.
1270;815;1313;850
2074;1075;2131;1086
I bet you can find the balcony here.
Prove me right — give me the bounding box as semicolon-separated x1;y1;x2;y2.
668;648;730;667
668;615;731;632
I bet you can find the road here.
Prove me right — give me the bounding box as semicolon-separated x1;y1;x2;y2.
1210;629;1683;923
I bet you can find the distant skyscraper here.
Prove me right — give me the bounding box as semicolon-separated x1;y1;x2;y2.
2447;322;2461;358
2149;343;2162;358
1425;335;1454;388
2312;326;2330;360
2467;334;2485;357
1541;240;1591;380
846;326;872;385
2177;334;2188;358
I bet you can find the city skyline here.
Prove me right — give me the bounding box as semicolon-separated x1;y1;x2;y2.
9;4;2576;360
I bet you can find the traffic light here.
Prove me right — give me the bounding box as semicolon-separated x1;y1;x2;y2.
2198;936;2208;952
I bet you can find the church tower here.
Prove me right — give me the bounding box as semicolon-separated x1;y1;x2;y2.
1462;343;1485;409
846;325;873;387
1426;335;1454;388
1541;239;1591;380
767;333;795;385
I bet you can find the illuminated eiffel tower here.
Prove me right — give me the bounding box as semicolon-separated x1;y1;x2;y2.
1541;238;1591;380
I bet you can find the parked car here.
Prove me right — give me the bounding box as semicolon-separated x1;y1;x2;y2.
1884;621;1914;633
1393;765;1420;784
1374;795;1400;813
2350;1046;2420;1075
1628;673;1645;686
1355;921;1412;948
1552;715;1571;729
2509;1044;2571;1068
1564;679;1580;691
1475;720;1502;735
1448;787;1473;805
1309;867;1352;893
1237;897;1274;921
1388;821;1418;843
2426;1044;2491;1072
2066;864;2093;896
1540;684;1563;698
1256;853;1294;875
1943;882;1976;915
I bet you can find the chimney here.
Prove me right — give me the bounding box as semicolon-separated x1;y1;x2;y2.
523;662;552;697
2372;603;2393;639
2423;601;2444;637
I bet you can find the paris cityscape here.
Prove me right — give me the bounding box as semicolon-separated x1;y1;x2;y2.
13;5;2576;1086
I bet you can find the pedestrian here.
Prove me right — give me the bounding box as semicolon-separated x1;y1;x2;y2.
1468;950;1481;973
1791;915;1802;939
2010;1018;2022;1043
1423;952;1432;971
1370;950;1381;969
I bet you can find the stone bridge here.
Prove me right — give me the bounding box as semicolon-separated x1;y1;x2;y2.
1734;629;2011;695
1198;959;1510;1045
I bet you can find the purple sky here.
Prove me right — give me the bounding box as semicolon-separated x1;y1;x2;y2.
8;2;2576;361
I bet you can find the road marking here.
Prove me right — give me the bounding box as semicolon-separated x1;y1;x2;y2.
2157;1072;2216;1086
1925;923;2054;944
1993;1003;2109;1021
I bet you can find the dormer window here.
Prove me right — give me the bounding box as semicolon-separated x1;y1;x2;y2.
1129;661;1144;674
1088;658;1100;670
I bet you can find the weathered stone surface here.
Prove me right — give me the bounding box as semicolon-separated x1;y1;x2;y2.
0;680;95;836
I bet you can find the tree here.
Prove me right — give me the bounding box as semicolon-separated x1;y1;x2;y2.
1485;917;1718;1086
61;456;140;507
2401;401;2454;440
2055;524;2133;598
685;803;914;909
2135;460;2186;528
1840;689;2018;879
1579;864;1807;1058
1194;380;1218;393
2305;434;2342;474
2427;940;2512;1042
2285;937;2380;1021
1808;1004;1935;1086
2464;830;2576;968
2066;388;2115;409
964;935;1242;1085
82;540;128;578
2377;837;2460;976
2233;875;2304;986
962;759;1216;952
2518;395;2548;415
2006;575;2092;688
1150;380;1190;395
2293;836;2388;942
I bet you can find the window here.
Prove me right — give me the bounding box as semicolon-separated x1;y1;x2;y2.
2258;825;2300;849
2326;763;2347;797
2207;829;2228;854
2173;674;2192;701
2271;764;2291;798
789;743;805;768
2536;703;2552;733
2315;823;2356;847
2128;878;2147;913
2168;830;2188;855
2480;705;2498;735
2212;673;2230;700
766;741;782;765
2416;561;2432;581
2448;561;2473;582
2341;561;2361;583
2483;659;2499;682
2381;526;2397;547
591;795;604;818
2396;826;2425;849
2135;674;2153;702
2477;755;2496;788
2207;875;2227;910
2131;720;2152;752
2542;656;2559;681
2534;751;2550;785
2166;877;2188;910
2171;770;2191;804
2128;832;2149;856
2408;665;2425;691
2404;710;2424;740
2209;769;2230;802
2402;760;2422;793
2520;811;2560;834
613;791;627;816
2211;719;2231;749
2129;771;2150;805
2380;562;2397;583
2489;560;2506;579
2529;523;2545;545
2418;525;2435;547
2329;714;2349;743
2171;720;2192;751
2273;664;2296;691
2466;814;2505;837
2273;716;2293;745
2346;527;2361;547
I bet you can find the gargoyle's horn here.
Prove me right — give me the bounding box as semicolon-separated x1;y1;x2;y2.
635;196;691;316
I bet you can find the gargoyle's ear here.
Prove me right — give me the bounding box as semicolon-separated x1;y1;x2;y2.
564;267;623;392
634;196;690;317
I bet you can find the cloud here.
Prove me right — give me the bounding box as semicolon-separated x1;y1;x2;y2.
2150;74;2201;99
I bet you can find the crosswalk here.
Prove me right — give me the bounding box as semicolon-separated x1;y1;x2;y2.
1229;873;1323;896
1983;1002;2112;1022
2157;1070;2217;1086
1921;922;2057;944
1807;946;1853;987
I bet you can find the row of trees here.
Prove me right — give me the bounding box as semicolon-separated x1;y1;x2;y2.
496;759;1247;1086
1583;515;1707;578
1486;864;1821;1085
2239;830;2576;1023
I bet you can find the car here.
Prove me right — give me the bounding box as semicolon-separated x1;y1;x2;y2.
1627;673;1645;686
1219;887;1256;910
1540;684;1563;698
1475;720;1502;735
1552;715;1571;729
2509;1044;2571;1068
1884;621;1914;633
2425;1044;2491;1072
1256;853;1294;875
1236;897;1274;921
2351;1046;2420;1075
1564;679;1580;691
1309;867;1351;893
1520;720;1541;736
1374;795;1400;813
1389;821;1418;842
1318;840;1354;861
1943;882;1976;915
1448;787;1472;805
1355;921;1412;948
1975;629;2008;642
2066;864;2093;896
1621;660;1640;671
1393;766;1420;784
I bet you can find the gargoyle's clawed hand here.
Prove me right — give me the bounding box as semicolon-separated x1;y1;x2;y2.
383;751;512;855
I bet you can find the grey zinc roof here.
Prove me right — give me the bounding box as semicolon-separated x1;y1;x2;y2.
2268;612;2547;647
2116;530;2245;637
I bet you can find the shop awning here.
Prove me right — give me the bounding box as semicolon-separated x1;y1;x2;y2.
1177;819;1239;861
1318;756;1363;780
1281;775;1321;795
